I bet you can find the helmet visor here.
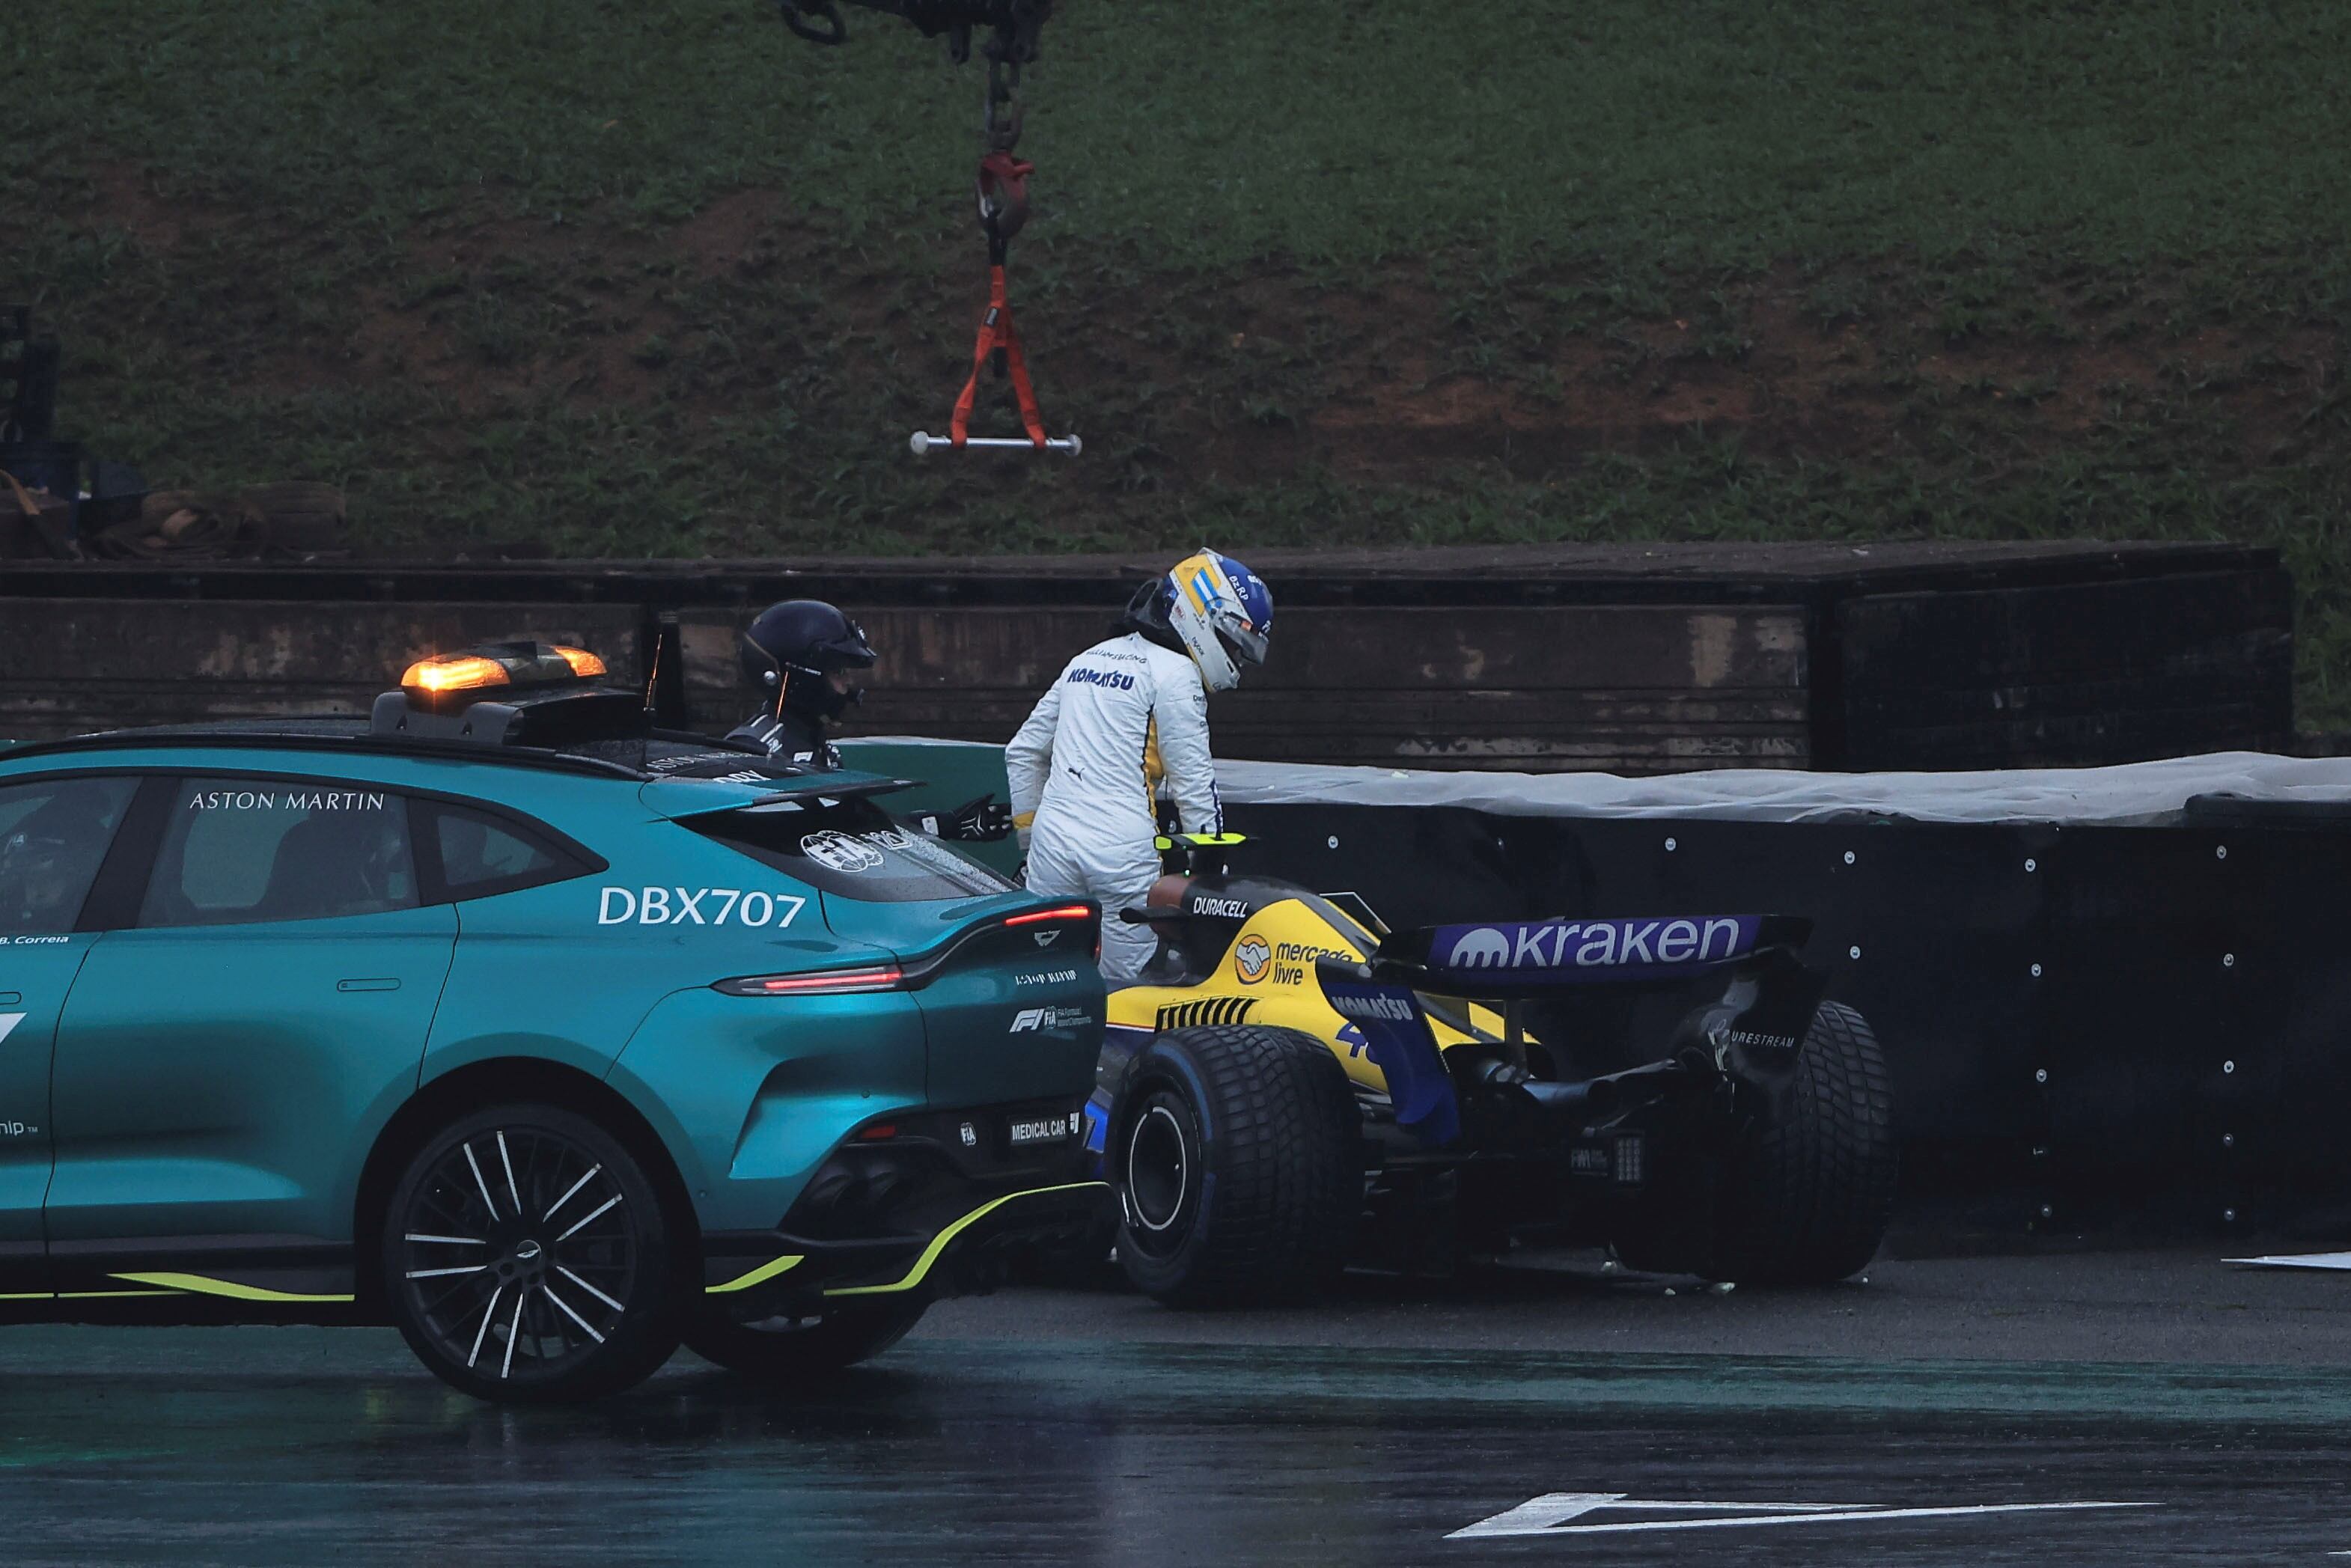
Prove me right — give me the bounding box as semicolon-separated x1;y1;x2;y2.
814;615;879;672
1210;608;1269;668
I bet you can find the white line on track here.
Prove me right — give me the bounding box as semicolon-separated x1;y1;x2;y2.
1450;1496;2156;1540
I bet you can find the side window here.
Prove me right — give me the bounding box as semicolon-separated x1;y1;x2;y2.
139;778;418;928
418;802;579;902
0;776;138;936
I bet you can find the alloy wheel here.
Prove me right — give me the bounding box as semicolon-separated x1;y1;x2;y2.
396;1125;638;1387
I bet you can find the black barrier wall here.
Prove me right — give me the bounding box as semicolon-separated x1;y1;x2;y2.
1225;801;2351;1241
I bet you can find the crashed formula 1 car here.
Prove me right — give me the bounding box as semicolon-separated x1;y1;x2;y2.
1087;837;1896;1305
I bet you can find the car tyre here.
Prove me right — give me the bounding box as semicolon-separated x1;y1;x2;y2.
1112;1025;1360;1307
685;1299;928;1380
1701;1001;1897;1286
383;1102;683;1403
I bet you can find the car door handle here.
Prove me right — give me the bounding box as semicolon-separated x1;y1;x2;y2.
337;978;402;993
0;992;18;1006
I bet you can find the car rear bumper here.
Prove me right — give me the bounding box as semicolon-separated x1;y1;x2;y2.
696;1098;1112;1320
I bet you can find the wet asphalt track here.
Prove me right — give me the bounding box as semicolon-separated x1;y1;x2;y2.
2;1247;2349;1565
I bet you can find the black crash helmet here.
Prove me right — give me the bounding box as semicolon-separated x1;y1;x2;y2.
740;600;879;720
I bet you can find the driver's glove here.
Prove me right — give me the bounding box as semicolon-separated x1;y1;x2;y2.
919;794;1015;843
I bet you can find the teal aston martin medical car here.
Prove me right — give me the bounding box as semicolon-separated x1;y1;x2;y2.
0;644;1108;1402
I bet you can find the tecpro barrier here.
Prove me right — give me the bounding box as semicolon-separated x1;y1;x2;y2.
850;740;2351;1239
1216;785;2351;1240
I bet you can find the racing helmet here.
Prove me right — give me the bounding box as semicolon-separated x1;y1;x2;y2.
0;825;84;931
740;600;879;722
1127;549;1273;693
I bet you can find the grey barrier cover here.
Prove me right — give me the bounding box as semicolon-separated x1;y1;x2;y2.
1213;751;2351;826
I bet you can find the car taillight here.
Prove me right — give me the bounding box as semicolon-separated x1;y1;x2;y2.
1003;902;1097;963
1003;904;1091;928
714;965;905;997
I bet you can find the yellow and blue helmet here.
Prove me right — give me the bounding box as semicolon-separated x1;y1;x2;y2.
1156;549;1273;692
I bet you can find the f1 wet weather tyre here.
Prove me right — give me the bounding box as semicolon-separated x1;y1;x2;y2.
382;1102;683;1403
1112;1025;1360;1307
1703;1001;1897;1286
685;1299;929;1381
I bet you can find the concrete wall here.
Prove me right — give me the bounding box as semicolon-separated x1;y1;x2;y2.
0;541;2293;771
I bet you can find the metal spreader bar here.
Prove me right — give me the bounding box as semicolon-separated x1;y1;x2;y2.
909;430;1082;456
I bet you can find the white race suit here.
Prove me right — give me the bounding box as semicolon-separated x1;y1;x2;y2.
1006;633;1222;980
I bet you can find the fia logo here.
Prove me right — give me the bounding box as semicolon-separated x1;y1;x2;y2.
800;831;884;874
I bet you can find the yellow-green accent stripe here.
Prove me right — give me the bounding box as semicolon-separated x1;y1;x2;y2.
824;1182;1109;1298
111;1272;356;1305
5;1287;276;1302
705;1254;805;1295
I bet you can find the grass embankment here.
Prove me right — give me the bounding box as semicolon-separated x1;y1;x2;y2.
7;1;2351;722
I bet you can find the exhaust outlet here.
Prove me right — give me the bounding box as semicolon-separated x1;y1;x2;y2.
1523;1058;1692;1123
1522;1077;1622;1120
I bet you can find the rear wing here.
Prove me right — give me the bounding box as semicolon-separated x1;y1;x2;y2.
1364;914;1811;998
1316;913;1823;1147
639;772;917;821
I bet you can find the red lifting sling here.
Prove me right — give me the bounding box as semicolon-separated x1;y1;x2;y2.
949;150;1049;451
907;55;1079;458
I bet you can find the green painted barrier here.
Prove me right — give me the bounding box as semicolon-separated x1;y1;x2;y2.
836;736;1019;877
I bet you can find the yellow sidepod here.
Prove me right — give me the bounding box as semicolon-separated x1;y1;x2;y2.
1105;897;1511;1094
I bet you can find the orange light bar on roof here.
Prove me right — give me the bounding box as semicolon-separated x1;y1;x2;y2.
402;654;513;695
552;644;608;679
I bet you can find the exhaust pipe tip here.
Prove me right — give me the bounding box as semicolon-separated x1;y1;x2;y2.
1519;1076;1619;1120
